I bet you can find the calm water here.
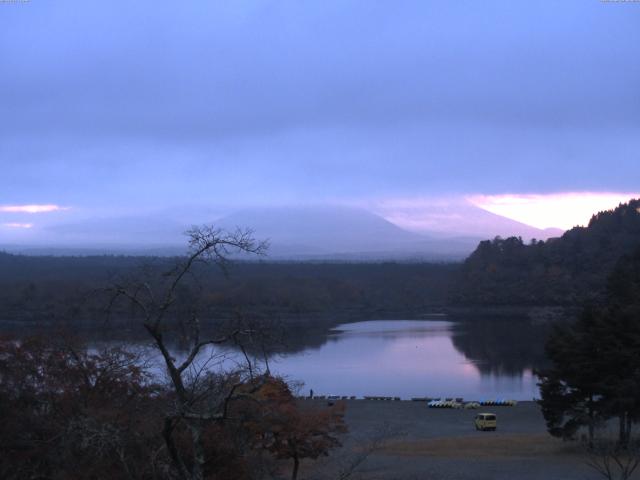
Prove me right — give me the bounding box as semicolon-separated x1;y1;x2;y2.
144;319;542;401
266;320;540;401
7;317;545;400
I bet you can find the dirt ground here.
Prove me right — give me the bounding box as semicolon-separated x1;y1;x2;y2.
301;400;638;480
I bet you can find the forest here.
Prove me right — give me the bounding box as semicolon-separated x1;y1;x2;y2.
0;254;458;325
454;199;640;307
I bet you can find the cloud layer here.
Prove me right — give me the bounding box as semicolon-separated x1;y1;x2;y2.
1;1;638;236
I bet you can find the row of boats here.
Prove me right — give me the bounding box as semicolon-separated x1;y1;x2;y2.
427;399;518;408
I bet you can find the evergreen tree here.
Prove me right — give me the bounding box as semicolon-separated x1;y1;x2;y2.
538;247;640;446
537;308;608;445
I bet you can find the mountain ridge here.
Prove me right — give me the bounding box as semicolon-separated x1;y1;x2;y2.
4;204;561;259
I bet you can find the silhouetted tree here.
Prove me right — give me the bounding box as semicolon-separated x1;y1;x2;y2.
585;438;640;480
538;246;640;447
107;226;270;480
537;308;608;445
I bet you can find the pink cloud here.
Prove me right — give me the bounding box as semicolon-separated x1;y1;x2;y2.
2;223;34;229
467;192;640;230
0;204;67;213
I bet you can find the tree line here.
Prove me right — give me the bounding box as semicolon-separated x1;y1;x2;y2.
0;252;457;324
454;199;640;306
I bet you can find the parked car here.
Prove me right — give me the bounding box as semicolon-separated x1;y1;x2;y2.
474;413;497;431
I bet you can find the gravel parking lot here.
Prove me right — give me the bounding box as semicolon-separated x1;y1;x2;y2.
302;400;634;480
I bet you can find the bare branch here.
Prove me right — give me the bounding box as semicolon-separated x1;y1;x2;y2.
176;333;237;374
100;224;268;480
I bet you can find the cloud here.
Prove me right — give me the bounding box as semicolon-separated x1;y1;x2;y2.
467;192;640;230
0;1;639;222
353;193;640;237
0;204;66;213
2;223;34;229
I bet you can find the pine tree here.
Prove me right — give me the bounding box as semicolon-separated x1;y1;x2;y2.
538;247;640;446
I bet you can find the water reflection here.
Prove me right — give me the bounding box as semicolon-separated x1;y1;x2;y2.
450;319;550;376
3;317;548;400
266;320;543;400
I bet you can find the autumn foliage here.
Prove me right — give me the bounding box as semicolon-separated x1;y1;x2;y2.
0;336;346;480
0;335;162;479
244;378;347;479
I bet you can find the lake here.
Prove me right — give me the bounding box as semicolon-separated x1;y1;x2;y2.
4;317;547;401
132;318;545;401
265;319;541;401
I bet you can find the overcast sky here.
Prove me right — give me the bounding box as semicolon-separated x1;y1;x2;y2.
1;0;639;236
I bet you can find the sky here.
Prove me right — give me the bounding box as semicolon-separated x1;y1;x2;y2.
1;0;639;241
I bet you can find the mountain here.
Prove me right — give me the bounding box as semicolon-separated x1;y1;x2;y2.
2;203;561;260
378;200;564;241
453;199;640;306
218;206;420;252
1;206;481;260
216;206;481;260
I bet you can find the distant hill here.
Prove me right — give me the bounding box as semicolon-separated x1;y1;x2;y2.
453;199;640;306
13;206;481;260
216;206;479;260
218;206;422;254
2;203;562;260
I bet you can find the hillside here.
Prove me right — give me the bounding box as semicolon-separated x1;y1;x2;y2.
453;199;640;306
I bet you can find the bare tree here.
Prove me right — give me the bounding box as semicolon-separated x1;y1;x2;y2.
310;422;403;480
107;226;268;480
585;438;640;480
